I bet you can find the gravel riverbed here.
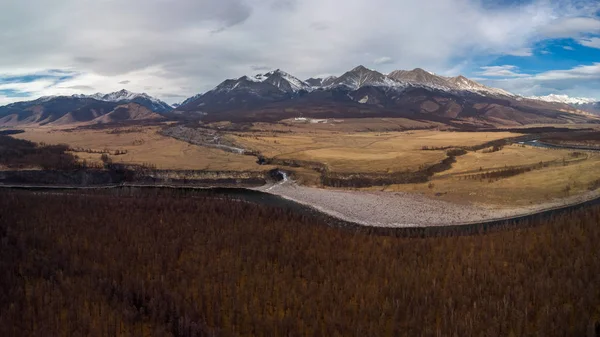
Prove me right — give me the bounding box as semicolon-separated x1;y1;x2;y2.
255;180;600;227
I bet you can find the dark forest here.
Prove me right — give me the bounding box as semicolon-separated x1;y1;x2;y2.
1;190;599;336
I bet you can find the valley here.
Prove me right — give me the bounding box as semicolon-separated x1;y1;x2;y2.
2;65;600;228
4;118;600;227
6;2;600;335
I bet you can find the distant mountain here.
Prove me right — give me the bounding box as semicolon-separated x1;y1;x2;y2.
525;94;600;116
176;71;303;114
175;65;598;126
305;76;338;88
447;76;513;97
526;94;596;105
389;68;453;90
178;94;203;108
91;103;163;124
75;89;173;113
329;65;399;90
387;69;513;97
254;69;311;92
2;66;595;128
0;96;165;127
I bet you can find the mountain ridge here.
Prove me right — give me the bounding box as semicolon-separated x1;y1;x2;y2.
174;65;598;126
2;66;598;127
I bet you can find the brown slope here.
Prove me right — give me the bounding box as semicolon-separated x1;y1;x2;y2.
388;68;454;89
91;103;163;124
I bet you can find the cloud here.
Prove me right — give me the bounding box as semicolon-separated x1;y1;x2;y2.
373;57;394;65
64;85;95;90
0;0;599;103
481;62;600;99
271;0;297;11
534;62;600;81
250;65;272;71
478;65;528;77
504;48;533;57
563;46;575;50
539;17;600;38
579;37;600;48
118;80;131;85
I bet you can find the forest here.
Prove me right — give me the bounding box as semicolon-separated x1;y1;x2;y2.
1;189;600;336
0;134;79;170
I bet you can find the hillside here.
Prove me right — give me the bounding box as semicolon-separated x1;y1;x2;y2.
0;97;166;127
176;65;598;126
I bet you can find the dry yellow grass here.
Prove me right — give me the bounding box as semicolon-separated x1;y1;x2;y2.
443;144;580;175
378;148;600;207
14;127;265;171
248;117;447;133
10;124;600;207
233;130;521;173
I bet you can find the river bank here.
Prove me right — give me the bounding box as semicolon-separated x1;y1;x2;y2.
2;177;600;231
254;178;600;227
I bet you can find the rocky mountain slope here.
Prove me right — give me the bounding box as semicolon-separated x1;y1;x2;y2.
176;65;597;126
2;67;597;128
73;89;173;113
526;94;600;116
0;95;166;127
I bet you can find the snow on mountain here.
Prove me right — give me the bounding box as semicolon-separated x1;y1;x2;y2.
388;68;455;91
179;93;203;107
259;69;312;92
447;76;514;97
72;89;173;113
305;76;337;88
526;94;597;105
207;69;310;95
331;65;402;90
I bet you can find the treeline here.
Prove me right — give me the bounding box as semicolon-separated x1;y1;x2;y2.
1;190;599;336
0;129;25;136
321;152;459;188
0;135;79;170
541;131;600;143
69;147;129;155
462;154;587;182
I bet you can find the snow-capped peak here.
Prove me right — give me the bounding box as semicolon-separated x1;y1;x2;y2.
448;75;514;97
526;94;597;105
332;65;402;90
253;69;311;92
179;93;203;107
71;89;172;112
100;89;149;102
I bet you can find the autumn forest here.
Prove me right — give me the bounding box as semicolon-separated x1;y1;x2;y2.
1;189;600;336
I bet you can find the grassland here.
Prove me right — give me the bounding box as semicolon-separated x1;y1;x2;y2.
379;145;600;206
9;123;600;207
233;129;519;173
13;126;265;171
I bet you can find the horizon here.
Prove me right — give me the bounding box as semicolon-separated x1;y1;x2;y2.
1;0;600;105
3;64;599;106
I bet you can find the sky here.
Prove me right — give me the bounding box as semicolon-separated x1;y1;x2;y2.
1;0;599;105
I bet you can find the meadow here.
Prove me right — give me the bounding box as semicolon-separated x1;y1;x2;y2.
12;126;264;172
10;123;600;207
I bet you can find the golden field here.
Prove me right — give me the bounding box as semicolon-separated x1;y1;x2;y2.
378;145;600;206
232;129;520;173
10;123;600;207
13;126;265;171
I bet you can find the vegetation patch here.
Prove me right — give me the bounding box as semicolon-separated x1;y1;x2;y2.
1;190;600;336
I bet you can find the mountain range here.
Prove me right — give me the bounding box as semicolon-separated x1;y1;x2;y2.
1;67;598;128
0;90;170;127
175;66;599;126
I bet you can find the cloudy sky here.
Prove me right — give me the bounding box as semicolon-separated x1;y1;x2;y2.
1;0;599;105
